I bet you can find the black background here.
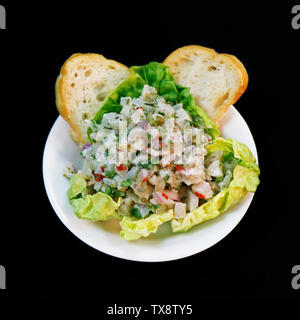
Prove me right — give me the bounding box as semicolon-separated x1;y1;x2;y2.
0;1;299;305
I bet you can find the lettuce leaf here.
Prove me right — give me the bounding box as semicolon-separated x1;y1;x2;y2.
120;209;174;240
67;173;86;200
206;137;260;173
68;174;121;221
93;72;145;123
93;62;219;139
171;139;260;232
223;165;260;210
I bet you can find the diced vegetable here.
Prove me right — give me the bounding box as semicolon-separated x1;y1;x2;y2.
192;181;213;199
117;164;127;171
93;173;104;182
174;202;187;219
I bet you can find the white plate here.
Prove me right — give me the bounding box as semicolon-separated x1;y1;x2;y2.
43;106;258;262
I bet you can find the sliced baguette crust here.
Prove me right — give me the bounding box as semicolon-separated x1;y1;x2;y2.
55;53;130;144
163;45;248;123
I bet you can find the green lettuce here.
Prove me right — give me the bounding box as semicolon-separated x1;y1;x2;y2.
120;209;174;240
171;139;260;232
206;137;260;173
68;174;121;221
93;62;219;139
171;188;229;232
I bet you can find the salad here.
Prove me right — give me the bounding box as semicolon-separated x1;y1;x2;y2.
65;62;260;240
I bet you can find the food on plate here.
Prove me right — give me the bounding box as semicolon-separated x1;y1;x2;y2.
56;47;259;241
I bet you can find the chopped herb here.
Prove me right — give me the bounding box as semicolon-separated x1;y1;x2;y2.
149;204;160;211
176;183;182;191
215;177;223;183
130;207;142;219
140;163;152;169
105;171;117;179
118;190;126;198
163;174;170;182
104;186;113;197
158;111;165;116
105;150;109;157
121;179;132;187
136;150;141;156
139;158;153;169
104;186;126;199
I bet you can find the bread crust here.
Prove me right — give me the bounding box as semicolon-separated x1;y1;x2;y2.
163;45;248;122
55;53;130;144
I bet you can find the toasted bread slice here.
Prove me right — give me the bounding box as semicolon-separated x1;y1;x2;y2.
55;53;130;144
163;45;248;123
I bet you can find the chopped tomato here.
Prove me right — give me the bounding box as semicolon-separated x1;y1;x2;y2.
93;173;104;182
117;164;127;171
195;192;205;199
176;164;183;171
100;166;105;173
162;193;169;200
174;121;178;126
142;176;149;182
136;107;145;111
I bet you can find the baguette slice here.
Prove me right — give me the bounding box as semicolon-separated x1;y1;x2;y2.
163;45;248;123
55;53;130;145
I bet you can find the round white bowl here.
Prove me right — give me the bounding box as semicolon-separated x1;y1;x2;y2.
43;106;258;262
